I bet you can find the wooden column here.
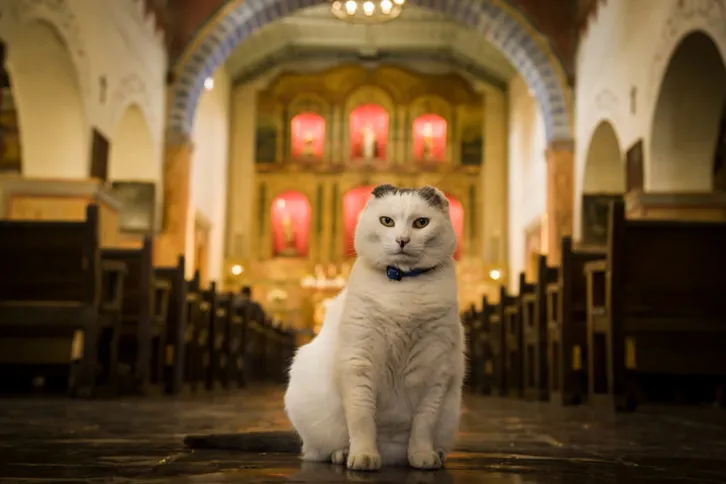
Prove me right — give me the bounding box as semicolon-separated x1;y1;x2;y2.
546;140;575;265
155;133;192;266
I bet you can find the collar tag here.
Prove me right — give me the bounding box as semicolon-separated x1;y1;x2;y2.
386;266;403;281
386;265;434;281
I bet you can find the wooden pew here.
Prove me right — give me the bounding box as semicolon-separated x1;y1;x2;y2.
195;280;219;391
546;237;605;406
263;318;278;381
271;323;295;383
585;200;726;411
244;302;267;382
522;255;557;401
0;204;126;397
503;274;535;398
461;304;479;393
224;294;246;390
155;256;197;395
476;297;496;395
102;238;170;394
279;326;296;383
488;286;513;397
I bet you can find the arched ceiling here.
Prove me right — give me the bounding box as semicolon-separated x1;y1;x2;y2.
167;0;578;78
224;4;518;88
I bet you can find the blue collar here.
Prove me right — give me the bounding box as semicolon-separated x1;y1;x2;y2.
386;265;436;281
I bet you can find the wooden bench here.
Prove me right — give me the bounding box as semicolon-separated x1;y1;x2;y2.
488;286;514;397
267;322;295;384
102;238;170;394
546;236;605;406
279;325;296;384
223;293;246;390
585;200;726;411
504;274;535;398
192;278;218;391
155;256;196;395
461;304;479;393
476;297;496;395
0;204;126;397
522;255;557;401
244;301;267;383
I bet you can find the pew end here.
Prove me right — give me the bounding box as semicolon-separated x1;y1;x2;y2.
0;205;123;398
586;200;726;413
548;236;605;407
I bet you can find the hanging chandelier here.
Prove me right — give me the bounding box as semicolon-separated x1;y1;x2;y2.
330;0;406;24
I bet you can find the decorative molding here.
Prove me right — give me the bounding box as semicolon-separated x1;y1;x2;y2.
594;89;618;113
14;0;91;98
130;0;166;44
169;0;573;143
649;0;726;106
109;73;158;141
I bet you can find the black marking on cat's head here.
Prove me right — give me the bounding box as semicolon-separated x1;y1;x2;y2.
371;184;399;199
417;186;449;210
371;184;448;211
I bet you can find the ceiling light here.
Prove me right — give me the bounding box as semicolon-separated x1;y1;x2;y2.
204;77;214;91
330;0;404;23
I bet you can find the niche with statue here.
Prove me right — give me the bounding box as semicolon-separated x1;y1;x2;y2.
270;190;311;257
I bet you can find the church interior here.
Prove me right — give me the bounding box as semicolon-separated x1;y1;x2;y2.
1;0;726;481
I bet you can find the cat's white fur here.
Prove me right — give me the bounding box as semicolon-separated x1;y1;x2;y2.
284;185;465;471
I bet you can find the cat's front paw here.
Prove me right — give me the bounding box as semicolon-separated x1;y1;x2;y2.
408;449;443;470
331;448;349;465
347;450;382;471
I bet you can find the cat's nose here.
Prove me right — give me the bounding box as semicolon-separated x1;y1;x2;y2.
397;236;410;248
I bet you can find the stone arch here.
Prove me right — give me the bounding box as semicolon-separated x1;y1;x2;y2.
5;19;88;178
650;30;726;191
109;73;156;146
579;120;624;245
582;120;624;194
169;0;571;142
109;103;156;181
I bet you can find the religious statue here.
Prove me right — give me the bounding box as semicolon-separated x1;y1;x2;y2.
302;131;315;157
421;122;434;160
279;211;298;256
361;124;378;159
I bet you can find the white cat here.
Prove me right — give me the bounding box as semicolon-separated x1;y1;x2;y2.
284;184;466;471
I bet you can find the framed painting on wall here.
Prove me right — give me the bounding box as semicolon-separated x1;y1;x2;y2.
625;139;644;193
90;129;110;182
460;126;483;166
255;117;278;164
581;194;622;246
111;181;157;234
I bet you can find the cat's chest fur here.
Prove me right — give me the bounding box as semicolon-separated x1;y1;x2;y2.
341;273;460;426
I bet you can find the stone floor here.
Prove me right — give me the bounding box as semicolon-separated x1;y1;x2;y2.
1;386;725;483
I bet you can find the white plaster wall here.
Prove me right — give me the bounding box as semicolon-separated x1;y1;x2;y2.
574;0;726;237
225;83;259;261
0;0;166;179
582;121;625;194
507;76;547;292
187;67;232;283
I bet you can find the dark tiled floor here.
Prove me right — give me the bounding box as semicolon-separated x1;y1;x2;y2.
1;386;725;483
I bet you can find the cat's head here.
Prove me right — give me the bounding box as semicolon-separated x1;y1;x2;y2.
354;184;457;270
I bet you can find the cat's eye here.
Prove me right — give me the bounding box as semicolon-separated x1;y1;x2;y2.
412;217;430;229
379;216;395;227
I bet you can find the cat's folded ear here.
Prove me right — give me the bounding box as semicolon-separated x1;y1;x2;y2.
371;184;399;198
418;186;449;210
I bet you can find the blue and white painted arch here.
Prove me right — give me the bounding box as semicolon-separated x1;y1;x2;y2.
170;0;573;143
